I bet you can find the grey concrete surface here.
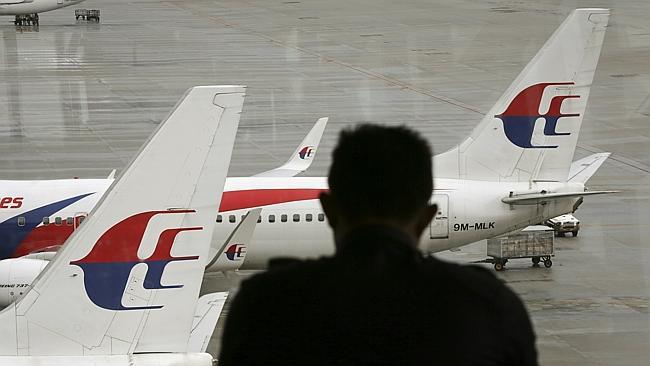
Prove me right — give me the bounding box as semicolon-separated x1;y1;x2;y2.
1;0;649;364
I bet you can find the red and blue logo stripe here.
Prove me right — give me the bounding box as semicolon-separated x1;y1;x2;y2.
0;193;95;259
70;210;201;311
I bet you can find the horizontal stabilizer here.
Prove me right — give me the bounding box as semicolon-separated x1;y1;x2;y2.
255;117;328;177
205;208;262;272
568;153;610;183
188;292;229;353
502;190;617;205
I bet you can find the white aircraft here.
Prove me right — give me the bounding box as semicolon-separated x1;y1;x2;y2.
0;9;613;291
0;115;328;261
0;84;245;365
0;0;84;21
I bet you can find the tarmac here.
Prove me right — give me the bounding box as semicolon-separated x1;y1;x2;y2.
1;0;649;364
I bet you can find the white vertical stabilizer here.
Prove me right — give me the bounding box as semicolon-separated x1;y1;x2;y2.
205;208;261;272
0;86;245;357
255;117;328;177
434;9;609;182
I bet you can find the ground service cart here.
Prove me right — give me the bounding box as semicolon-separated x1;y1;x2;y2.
75;9;100;22
487;225;554;271
545;214;580;237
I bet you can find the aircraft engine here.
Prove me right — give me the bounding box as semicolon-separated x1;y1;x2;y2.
0;258;47;308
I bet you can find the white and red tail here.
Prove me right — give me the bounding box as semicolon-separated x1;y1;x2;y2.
205;208;261;272
0;86;245;357
254;117;328;177
435;9;609;182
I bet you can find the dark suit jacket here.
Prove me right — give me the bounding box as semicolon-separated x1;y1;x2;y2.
219;225;537;365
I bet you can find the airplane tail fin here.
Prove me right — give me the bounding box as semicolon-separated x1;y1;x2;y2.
254;117;328;177
434;9;609;182
568;152;610;183
0;86;245;356
205;208;261;272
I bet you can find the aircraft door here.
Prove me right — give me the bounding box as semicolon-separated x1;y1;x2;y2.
430;194;449;239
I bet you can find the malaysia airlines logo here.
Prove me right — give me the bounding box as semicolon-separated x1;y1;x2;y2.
298;146;315;160
495;82;579;149
70;210;201;311
224;244;246;261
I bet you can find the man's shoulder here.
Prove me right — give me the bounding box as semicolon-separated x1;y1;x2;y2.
420;257;519;304
422;256;497;282
239;256;335;291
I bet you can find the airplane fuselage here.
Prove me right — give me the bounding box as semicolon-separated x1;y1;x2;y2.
0;177;580;269
0;0;84;16
218;177;579;268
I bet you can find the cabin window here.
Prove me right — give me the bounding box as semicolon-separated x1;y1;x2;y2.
66;217;74;226
318;213;325;222
17;217;25;227
269;215;275;223
229;215;236;223
281;214;287;222
306;214;313;222
55;217;62;226
216;215;222;223
42;217;50;225
293;214;300;222
257;216;262;223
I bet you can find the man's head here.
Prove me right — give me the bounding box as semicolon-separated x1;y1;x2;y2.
319;124;437;246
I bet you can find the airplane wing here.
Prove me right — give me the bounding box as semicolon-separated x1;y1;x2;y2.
502;190;617;205
254;117;328;177
568;153;610;183
205;208;262;272
188;292;229;353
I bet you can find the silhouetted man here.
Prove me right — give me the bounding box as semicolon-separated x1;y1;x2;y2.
219;124;537;365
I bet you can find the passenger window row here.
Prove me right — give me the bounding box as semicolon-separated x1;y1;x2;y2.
16;216;86;227
216;213;326;224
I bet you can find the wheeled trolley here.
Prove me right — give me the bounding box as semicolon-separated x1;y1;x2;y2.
75;9;88;20
14;14;39;26
87;10;100;22
75;9;100;22
487;225;554;271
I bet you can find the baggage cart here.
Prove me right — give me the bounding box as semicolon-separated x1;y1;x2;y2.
87;10;100;22
487;225;554;271
75;9;88;20
75;9;100;22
